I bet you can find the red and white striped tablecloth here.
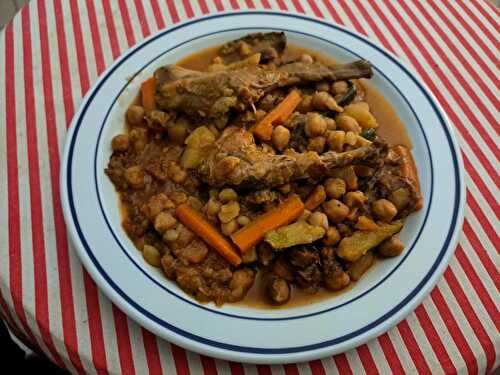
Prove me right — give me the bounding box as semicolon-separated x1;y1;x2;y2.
0;1;498;374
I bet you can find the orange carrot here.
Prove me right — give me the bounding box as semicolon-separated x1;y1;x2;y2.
176;204;242;267
231;195;305;253
252;90;301;141
304;185;326;211
393;145;423;210
141;77;156;112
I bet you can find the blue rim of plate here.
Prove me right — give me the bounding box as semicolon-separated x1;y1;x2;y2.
65;12;461;354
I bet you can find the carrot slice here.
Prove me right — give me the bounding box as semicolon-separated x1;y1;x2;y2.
176;204;242;267
141;77;156;112
252;90;301;141
231;195;305;253
304;185;326;211
392;145;423;210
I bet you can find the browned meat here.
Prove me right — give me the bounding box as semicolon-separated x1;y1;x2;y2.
289;246;320;268
321;247;350;291
364;150;421;218
161;250;255;305
197;127;382;188
219;32;286;64
156;60;372;118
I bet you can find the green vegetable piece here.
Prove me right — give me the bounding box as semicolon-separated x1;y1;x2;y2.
264;222;325;249
361;128;376;141
337;81;357;107
337;221;403;262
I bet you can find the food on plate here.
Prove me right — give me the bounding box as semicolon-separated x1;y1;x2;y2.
106;32;422;306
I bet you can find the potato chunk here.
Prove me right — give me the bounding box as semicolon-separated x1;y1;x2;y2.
337;221;403;261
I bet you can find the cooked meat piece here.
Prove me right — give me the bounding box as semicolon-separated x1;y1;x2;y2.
197;127;382;188
295;263;322;293
219;32;286;64
364;163;421;218
271;255;295;282
289;246;320;268
156;60;372;119
321;247;350;291
154;65;202;86
267;277;291;305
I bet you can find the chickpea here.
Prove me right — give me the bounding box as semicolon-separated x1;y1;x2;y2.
209;189;219;199
300;53;314;64
372;199;398;222
308;136;326;153
315;81;330;92
331;81;349;95
297;95;313;113
253;109;266;122
127;104;145;125
218;188;238;203
305;112;327;137
154;211;177;233
327;130;345;152
187;196;203;211
344;131;358;146
239;41;251;56
124;165;145;188
111;134;130;152
278;183;291;194
323;226;341;245
343;191;367;207
268;277;290;305
168;163;187;184
206;198;221;219
129;128;148;153
379;236;405;257
218;201;240;223
325;178;346;199
144;193;174;219
336;114;361;133
325;117;336;130
237;215;250;226
241;246;257;263
221;219;240;236
312;91;343;112
168;125;187;144
170;191;187;205
323;199;350;223
389;188;411;210
297;209;311;222
163;229;179;242
272;125;291;151
142;245;162;267
308;211;329;230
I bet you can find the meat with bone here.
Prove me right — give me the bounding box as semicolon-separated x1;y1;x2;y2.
156;60;372;118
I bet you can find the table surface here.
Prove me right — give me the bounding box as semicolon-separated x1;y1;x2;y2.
0;0;498;374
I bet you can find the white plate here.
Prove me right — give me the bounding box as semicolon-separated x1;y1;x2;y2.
60;12;464;364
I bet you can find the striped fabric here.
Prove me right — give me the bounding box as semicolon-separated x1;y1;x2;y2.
0;0;498;374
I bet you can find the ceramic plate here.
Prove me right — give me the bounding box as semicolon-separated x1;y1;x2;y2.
61;12;464;364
